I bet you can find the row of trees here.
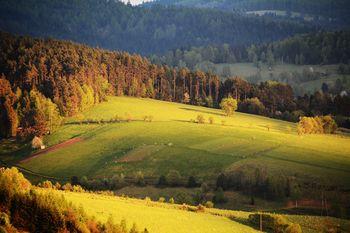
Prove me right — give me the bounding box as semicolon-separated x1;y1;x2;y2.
151;31;350;69
1;32;349;138
250;31;350;65
216;165;302;200
148;0;350;27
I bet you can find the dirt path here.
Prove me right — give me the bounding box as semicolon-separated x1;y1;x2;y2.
20;137;83;163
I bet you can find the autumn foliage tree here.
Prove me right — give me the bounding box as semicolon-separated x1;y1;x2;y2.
220;97;238;116
0;76;18;137
297;116;337;135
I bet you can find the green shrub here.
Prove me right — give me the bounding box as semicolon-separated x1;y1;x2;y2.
157;175;168;187
41;180;53;189
62;183;73;191
285;223;302;233
248;213;292;233
175;193;192;204
166;170;182;186
73;185;84;192
213;187;227;204
54;182;61;190
197;114;205;124
220;97;238;116
135;171;146;186
125;113;132;122
297;116;337;135
238;97;265;115
204;201;214;208
200;182;210;193
196;204;205;212
187;176;197;188
169;197;175;204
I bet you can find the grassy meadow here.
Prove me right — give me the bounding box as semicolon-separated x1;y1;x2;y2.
58;190;350;233
61;191;259;233
5;96;348;189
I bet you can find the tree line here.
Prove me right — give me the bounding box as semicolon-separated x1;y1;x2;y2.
151;31;350;69
147;0;350;27
0;0;314;55
1;32;349;139
0;32;220;138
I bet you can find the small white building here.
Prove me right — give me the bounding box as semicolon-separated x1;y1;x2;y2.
340;90;348;97
32;136;45;150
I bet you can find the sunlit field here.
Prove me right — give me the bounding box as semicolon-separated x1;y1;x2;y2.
58;190;350;233
13;96;350;188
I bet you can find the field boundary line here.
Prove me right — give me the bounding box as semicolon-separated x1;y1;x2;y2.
20;137;84;163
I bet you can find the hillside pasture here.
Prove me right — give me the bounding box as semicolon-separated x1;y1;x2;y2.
59;190;350;233
14;96;350;189
61;191;260;233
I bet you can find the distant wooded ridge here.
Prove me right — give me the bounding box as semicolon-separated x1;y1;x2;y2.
146;0;350;27
150;31;350;67
0;0;315;55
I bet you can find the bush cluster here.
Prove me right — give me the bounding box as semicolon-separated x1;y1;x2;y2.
249;213;302;233
216;165;301;200
297;116;337;135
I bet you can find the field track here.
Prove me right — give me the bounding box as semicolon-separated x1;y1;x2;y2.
20;137;83;163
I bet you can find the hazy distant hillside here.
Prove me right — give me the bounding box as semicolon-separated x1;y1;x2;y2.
0;0;314;54
147;0;350;27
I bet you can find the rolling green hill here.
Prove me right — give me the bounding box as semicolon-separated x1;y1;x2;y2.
3;96;349;190
59;190;350;233
61;191;259;233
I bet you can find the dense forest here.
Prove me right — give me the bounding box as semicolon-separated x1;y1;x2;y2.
147;0;350;27
0;32;349;139
151;31;350;68
0;0;315;55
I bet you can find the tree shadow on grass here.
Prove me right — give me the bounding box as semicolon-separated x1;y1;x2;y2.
228;216;272;233
0;140;32;162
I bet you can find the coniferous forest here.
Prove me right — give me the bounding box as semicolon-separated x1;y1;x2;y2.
0;0;315;54
1;32;349;139
151;31;350;67
147;0;350;27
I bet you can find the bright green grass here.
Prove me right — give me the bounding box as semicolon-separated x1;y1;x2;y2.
17;97;350;187
61;191;259;233
59;190;350;233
